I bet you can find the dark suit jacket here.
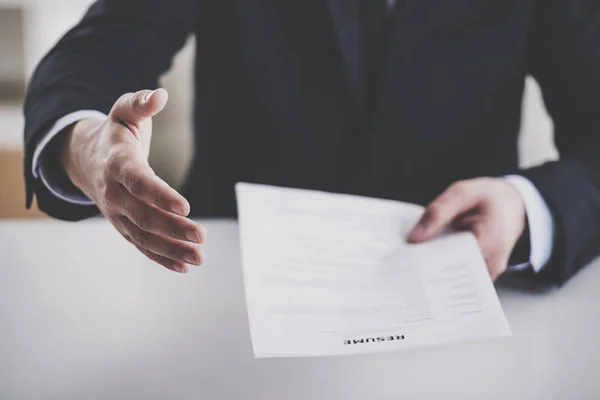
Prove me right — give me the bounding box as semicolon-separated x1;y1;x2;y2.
23;0;600;286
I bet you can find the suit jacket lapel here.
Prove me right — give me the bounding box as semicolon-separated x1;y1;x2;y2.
326;0;364;108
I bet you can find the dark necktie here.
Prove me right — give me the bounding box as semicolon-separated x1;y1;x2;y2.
362;0;393;112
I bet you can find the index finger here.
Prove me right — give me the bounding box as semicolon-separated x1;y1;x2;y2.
116;162;190;216
408;181;483;243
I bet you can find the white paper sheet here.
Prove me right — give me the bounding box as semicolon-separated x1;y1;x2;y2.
235;183;511;358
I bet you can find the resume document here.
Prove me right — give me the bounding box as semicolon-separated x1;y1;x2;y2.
235;183;511;358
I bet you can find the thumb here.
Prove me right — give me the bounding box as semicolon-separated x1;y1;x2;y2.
109;88;169;127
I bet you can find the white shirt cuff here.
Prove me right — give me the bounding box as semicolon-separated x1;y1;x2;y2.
505;175;555;273
32;110;107;206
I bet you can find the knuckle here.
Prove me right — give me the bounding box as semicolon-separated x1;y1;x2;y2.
132;211;151;231
132;91;148;107
133;231;149;249
129;91;154;114
168;243;186;261
154;191;169;210
111;92;132;113
128;173;145;196
450;181;469;198
168;222;182;239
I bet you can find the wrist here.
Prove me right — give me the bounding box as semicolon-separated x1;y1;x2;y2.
60;118;103;196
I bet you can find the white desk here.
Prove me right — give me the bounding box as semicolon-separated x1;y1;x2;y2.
0;219;598;399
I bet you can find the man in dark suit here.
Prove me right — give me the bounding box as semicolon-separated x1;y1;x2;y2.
23;0;600;284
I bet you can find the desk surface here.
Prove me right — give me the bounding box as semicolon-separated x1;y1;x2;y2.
0;219;598;400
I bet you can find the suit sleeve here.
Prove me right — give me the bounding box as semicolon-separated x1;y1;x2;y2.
520;0;600;285
23;0;199;221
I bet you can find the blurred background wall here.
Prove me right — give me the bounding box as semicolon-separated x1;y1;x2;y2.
0;0;558;219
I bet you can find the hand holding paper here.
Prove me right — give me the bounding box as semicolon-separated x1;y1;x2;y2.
408;178;527;280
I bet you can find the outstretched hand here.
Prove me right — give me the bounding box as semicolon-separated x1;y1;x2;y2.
61;89;206;273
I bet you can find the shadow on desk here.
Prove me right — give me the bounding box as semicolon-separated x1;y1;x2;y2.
495;273;556;296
